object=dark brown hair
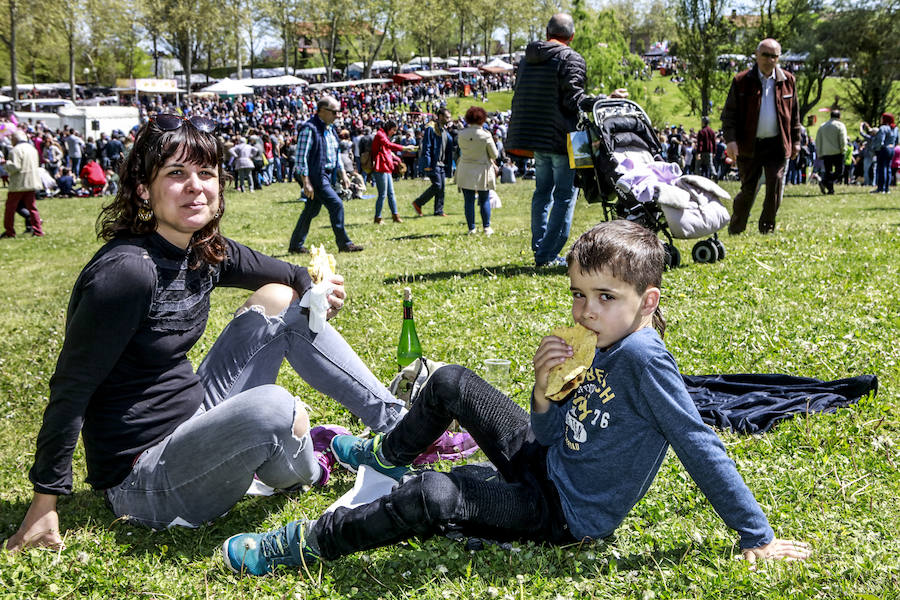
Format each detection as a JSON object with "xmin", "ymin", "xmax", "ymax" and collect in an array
[
  {"xmin": 567, "ymin": 220, "xmax": 667, "ymax": 336},
  {"xmin": 464, "ymin": 106, "xmax": 488, "ymax": 125},
  {"xmin": 96, "ymin": 120, "xmax": 228, "ymax": 268}
]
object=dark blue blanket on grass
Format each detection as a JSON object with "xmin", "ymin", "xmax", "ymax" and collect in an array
[{"xmin": 684, "ymin": 373, "xmax": 878, "ymax": 434}]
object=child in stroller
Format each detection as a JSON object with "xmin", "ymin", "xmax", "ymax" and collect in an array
[{"xmin": 575, "ymin": 99, "xmax": 731, "ymax": 268}]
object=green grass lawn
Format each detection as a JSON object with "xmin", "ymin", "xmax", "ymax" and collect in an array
[
  {"xmin": 0, "ymin": 175, "xmax": 898, "ymax": 598},
  {"xmin": 446, "ymin": 90, "xmax": 513, "ymax": 118}
]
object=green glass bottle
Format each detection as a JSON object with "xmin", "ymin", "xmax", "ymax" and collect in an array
[{"xmin": 397, "ymin": 287, "xmax": 423, "ymax": 369}]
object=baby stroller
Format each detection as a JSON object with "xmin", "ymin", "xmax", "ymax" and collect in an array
[{"xmin": 574, "ymin": 99, "xmax": 730, "ymax": 268}]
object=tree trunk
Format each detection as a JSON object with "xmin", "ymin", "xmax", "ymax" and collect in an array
[
  {"xmin": 365, "ymin": 21, "xmax": 390, "ymax": 79},
  {"xmin": 153, "ymin": 36, "xmax": 159, "ymax": 78},
  {"xmin": 9, "ymin": 0, "xmax": 18, "ymax": 100},
  {"xmin": 185, "ymin": 29, "xmax": 193, "ymax": 96},
  {"xmin": 283, "ymin": 22, "xmax": 289, "ymax": 73},
  {"xmin": 327, "ymin": 15, "xmax": 338, "ymax": 82},
  {"xmin": 236, "ymin": 30, "xmax": 243, "ymax": 79},
  {"xmin": 701, "ymin": 72, "xmax": 709, "ymax": 117},
  {"xmin": 69, "ymin": 30, "xmax": 76, "ymax": 101},
  {"xmin": 315, "ymin": 38, "xmax": 328, "ymax": 79},
  {"xmin": 249, "ymin": 23, "xmax": 255, "ymax": 78},
  {"xmin": 458, "ymin": 19, "xmax": 463, "ymax": 65}
]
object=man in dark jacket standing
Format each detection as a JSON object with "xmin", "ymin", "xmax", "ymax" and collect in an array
[
  {"xmin": 412, "ymin": 108, "xmax": 454, "ymax": 217},
  {"xmin": 696, "ymin": 117, "xmax": 717, "ymax": 179},
  {"xmin": 721, "ymin": 38, "xmax": 800, "ymax": 235},
  {"xmin": 505, "ymin": 13, "xmax": 588, "ymax": 267}
]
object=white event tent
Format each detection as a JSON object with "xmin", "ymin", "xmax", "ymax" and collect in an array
[
  {"xmin": 309, "ymin": 78, "xmax": 391, "ymax": 90},
  {"xmin": 243, "ymin": 75, "xmax": 307, "ymax": 87},
  {"xmin": 479, "ymin": 58, "xmax": 515, "ymax": 73},
  {"xmin": 199, "ymin": 78, "xmax": 255, "ymax": 96}
]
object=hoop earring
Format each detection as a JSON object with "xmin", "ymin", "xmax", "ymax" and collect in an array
[{"xmin": 137, "ymin": 203, "xmax": 153, "ymax": 222}]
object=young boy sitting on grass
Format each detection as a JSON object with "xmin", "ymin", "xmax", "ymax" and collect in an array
[{"xmin": 222, "ymin": 220, "xmax": 810, "ymax": 576}]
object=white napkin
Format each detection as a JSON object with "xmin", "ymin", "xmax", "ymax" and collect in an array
[
  {"xmin": 300, "ymin": 281, "xmax": 334, "ymax": 333},
  {"xmin": 325, "ymin": 465, "xmax": 398, "ymax": 513}
]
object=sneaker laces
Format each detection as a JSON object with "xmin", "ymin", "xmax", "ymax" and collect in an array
[
  {"xmin": 257, "ymin": 526, "xmax": 293, "ymax": 564},
  {"xmin": 259, "ymin": 522, "xmax": 319, "ymax": 568}
]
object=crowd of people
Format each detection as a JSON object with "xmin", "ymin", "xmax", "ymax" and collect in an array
[
  {"xmin": 0, "ymin": 72, "xmax": 519, "ymax": 238},
  {"xmin": 649, "ymin": 115, "xmax": 900, "ymax": 192}
]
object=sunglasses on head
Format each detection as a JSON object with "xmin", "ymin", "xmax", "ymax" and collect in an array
[{"xmin": 152, "ymin": 114, "xmax": 217, "ymax": 133}]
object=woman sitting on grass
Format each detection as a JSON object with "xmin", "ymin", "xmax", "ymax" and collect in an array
[{"xmin": 5, "ymin": 114, "xmax": 406, "ymax": 551}]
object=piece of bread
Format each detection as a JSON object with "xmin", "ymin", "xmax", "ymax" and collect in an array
[
  {"xmin": 308, "ymin": 245, "xmax": 337, "ymax": 284},
  {"xmin": 545, "ymin": 324, "xmax": 597, "ymax": 401}
]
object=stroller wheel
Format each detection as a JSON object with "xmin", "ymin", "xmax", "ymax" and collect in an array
[
  {"xmin": 664, "ymin": 243, "xmax": 681, "ymax": 270},
  {"xmin": 712, "ymin": 239, "xmax": 726, "ymax": 260},
  {"xmin": 692, "ymin": 240, "xmax": 719, "ymax": 264}
]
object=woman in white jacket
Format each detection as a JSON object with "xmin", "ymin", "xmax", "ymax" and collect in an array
[{"xmin": 455, "ymin": 106, "xmax": 498, "ymax": 235}]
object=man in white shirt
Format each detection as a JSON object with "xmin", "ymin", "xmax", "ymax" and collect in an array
[
  {"xmin": 814, "ymin": 110, "xmax": 848, "ymax": 195},
  {"xmin": 721, "ymin": 38, "xmax": 800, "ymax": 234}
]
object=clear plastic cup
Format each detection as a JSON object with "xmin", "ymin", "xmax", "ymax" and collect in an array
[{"xmin": 483, "ymin": 358, "xmax": 511, "ymax": 392}]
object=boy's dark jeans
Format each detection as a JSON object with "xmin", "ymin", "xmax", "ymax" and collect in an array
[{"xmin": 313, "ymin": 365, "xmax": 574, "ymax": 560}]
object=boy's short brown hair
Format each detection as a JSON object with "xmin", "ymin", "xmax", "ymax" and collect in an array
[{"xmin": 567, "ymin": 221, "xmax": 666, "ymax": 334}]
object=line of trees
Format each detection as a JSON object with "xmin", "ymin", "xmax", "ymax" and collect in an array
[
  {"xmin": 2, "ymin": 0, "xmax": 897, "ymax": 124},
  {"xmin": 673, "ymin": 0, "xmax": 900, "ymax": 125},
  {"xmin": 0, "ymin": 0, "xmax": 562, "ymax": 101}
]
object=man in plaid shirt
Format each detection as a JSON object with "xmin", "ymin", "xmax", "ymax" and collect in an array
[{"xmin": 289, "ymin": 96, "xmax": 363, "ymax": 254}]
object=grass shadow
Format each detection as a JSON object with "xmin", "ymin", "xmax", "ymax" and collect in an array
[
  {"xmin": 389, "ymin": 233, "xmax": 444, "ymax": 242},
  {"xmin": 1, "ymin": 490, "xmax": 112, "ymax": 546},
  {"xmin": 383, "ymin": 263, "xmax": 566, "ymax": 284},
  {"xmin": 110, "ymin": 494, "xmax": 296, "ymax": 560},
  {"xmin": 292, "ymin": 538, "xmax": 711, "ymax": 597},
  {"xmin": 0, "ymin": 489, "xmax": 303, "ymax": 562}
]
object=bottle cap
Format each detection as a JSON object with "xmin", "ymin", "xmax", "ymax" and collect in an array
[{"xmin": 403, "ymin": 287, "xmax": 412, "ymax": 301}]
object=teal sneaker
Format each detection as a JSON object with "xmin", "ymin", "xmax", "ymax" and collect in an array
[
  {"xmin": 222, "ymin": 520, "xmax": 318, "ymax": 576},
  {"xmin": 330, "ymin": 433, "xmax": 410, "ymax": 482}
]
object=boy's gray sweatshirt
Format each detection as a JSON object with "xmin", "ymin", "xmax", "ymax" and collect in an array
[{"xmin": 531, "ymin": 327, "xmax": 774, "ymax": 549}]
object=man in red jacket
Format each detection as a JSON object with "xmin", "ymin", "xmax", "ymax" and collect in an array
[
  {"xmin": 79, "ymin": 159, "xmax": 107, "ymax": 196},
  {"xmin": 721, "ymin": 38, "xmax": 800, "ymax": 235}
]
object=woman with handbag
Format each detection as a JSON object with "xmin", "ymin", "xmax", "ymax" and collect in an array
[{"xmin": 455, "ymin": 106, "xmax": 498, "ymax": 235}]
